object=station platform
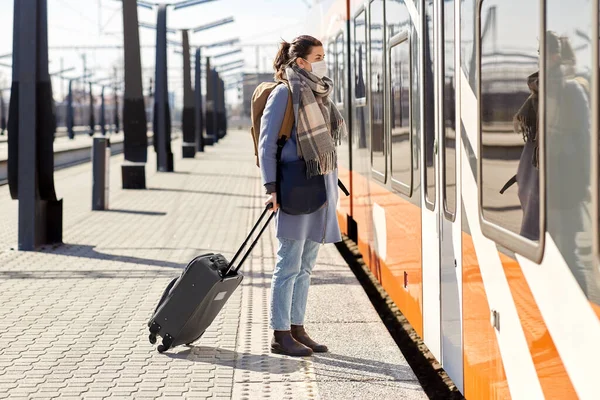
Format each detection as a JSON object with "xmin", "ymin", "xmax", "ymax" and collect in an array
[{"xmin": 0, "ymin": 130, "xmax": 425, "ymax": 399}]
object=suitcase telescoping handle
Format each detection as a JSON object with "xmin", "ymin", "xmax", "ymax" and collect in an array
[{"xmin": 225, "ymin": 203, "xmax": 275, "ymax": 275}]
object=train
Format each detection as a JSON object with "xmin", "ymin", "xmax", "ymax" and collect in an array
[{"xmin": 301, "ymin": 0, "xmax": 600, "ymax": 398}]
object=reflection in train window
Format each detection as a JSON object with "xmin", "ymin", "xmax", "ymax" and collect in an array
[
  {"xmin": 390, "ymin": 36, "xmax": 412, "ymax": 195},
  {"xmin": 387, "ymin": 0, "xmax": 410, "ymax": 38},
  {"xmin": 336, "ymin": 33, "xmax": 345, "ymax": 105},
  {"xmin": 479, "ymin": 0, "xmax": 541, "ymax": 241},
  {"xmin": 328, "ymin": 40, "xmax": 336, "ymax": 101},
  {"xmin": 387, "ymin": 0, "xmax": 411, "ymax": 195},
  {"xmin": 334, "ymin": 33, "xmax": 350, "ymax": 169},
  {"xmin": 411, "ymin": 22, "xmax": 421, "ymax": 189},
  {"xmin": 353, "ymin": 10, "xmax": 367, "ymax": 150},
  {"xmin": 545, "ymin": 0, "xmax": 598, "ymax": 303},
  {"xmin": 424, "ymin": 0, "xmax": 435, "ymax": 207},
  {"xmin": 442, "ymin": 0, "xmax": 456, "ymax": 218},
  {"xmin": 461, "ymin": 0, "xmax": 476, "ymax": 90},
  {"xmin": 370, "ymin": 0, "xmax": 385, "ymax": 177}
]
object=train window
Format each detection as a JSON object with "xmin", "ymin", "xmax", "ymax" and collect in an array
[
  {"xmin": 442, "ymin": 0, "xmax": 456, "ymax": 219},
  {"xmin": 335, "ymin": 32, "xmax": 345, "ymax": 105},
  {"xmin": 544, "ymin": 1, "xmax": 598, "ymax": 301},
  {"xmin": 461, "ymin": 0, "xmax": 476, "ymax": 91},
  {"xmin": 328, "ymin": 40, "xmax": 337, "ymax": 101},
  {"xmin": 478, "ymin": 0, "xmax": 544, "ymax": 259},
  {"xmin": 388, "ymin": 0, "xmax": 412, "ymax": 196},
  {"xmin": 353, "ymin": 9, "xmax": 368, "ymax": 150},
  {"xmin": 369, "ymin": 0, "xmax": 386, "ymax": 179},
  {"xmin": 423, "ymin": 0, "xmax": 435, "ymax": 209},
  {"xmin": 389, "ymin": 34, "xmax": 412, "ymax": 196},
  {"xmin": 410, "ymin": 19, "xmax": 421, "ymax": 193}
]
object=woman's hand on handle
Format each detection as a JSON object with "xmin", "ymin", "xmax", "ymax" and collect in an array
[{"xmin": 265, "ymin": 193, "xmax": 279, "ymax": 212}]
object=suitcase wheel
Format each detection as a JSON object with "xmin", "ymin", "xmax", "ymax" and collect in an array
[
  {"xmin": 149, "ymin": 321, "xmax": 161, "ymax": 335},
  {"xmin": 157, "ymin": 334, "xmax": 173, "ymax": 353},
  {"xmin": 149, "ymin": 334, "xmax": 157, "ymax": 345}
]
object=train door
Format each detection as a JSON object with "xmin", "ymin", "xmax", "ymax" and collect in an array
[
  {"xmin": 437, "ymin": 0, "xmax": 463, "ymax": 390},
  {"xmin": 422, "ymin": 0, "xmax": 463, "ymax": 386},
  {"xmin": 421, "ymin": 0, "xmax": 442, "ymax": 361}
]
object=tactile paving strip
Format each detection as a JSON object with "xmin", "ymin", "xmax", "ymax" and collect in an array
[{"xmin": 230, "ymin": 181, "xmax": 319, "ymax": 400}]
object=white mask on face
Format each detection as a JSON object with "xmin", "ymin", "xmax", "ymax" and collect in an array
[{"xmin": 308, "ymin": 60, "xmax": 327, "ymax": 79}]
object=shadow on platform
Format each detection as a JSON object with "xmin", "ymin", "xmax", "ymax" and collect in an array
[
  {"xmin": 165, "ymin": 346, "xmax": 306, "ymax": 375},
  {"xmin": 169, "ymin": 171, "xmax": 260, "ymax": 180},
  {"xmin": 102, "ymin": 208, "xmax": 168, "ymax": 217},
  {"xmin": 165, "ymin": 345, "xmax": 419, "ymax": 383},
  {"xmin": 146, "ymin": 187, "xmax": 263, "ymax": 199}
]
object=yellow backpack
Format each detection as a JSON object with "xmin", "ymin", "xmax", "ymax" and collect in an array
[{"xmin": 250, "ymin": 82, "xmax": 294, "ymax": 167}]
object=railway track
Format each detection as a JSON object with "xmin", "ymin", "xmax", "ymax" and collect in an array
[{"xmin": 0, "ymin": 129, "xmax": 179, "ymax": 186}]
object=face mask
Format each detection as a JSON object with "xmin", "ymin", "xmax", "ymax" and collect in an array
[{"xmin": 308, "ymin": 59, "xmax": 327, "ymax": 79}]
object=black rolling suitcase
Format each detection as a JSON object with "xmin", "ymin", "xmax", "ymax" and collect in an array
[{"xmin": 148, "ymin": 204, "xmax": 275, "ymax": 353}]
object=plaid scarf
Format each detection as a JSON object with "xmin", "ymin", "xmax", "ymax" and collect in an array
[{"xmin": 282, "ymin": 64, "xmax": 347, "ymax": 177}]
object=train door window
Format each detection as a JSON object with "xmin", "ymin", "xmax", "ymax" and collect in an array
[
  {"xmin": 370, "ymin": 0, "xmax": 386, "ymax": 180},
  {"xmin": 387, "ymin": 0, "xmax": 412, "ymax": 196},
  {"xmin": 423, "ymin": 0, "xmax": 436, "ymax": 209},
  {"xmin": 389, "ymin": 34, "xmax": 412, "ymax": 195},
  {"xmin": 336, "ymin": 32, "xmax": 345, "ymax": 106},
  {"xmin": 442, "ymin": 0, "xmax": 456, "ymax": 219},
  {"xmin": 353, "ymin": 9, "xmax": 368, "ymax": 151},
  {"xmin": 478, "ymin": 0, "xmax": 544, "ymax": 260}
]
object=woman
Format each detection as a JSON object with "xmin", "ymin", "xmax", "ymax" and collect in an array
[
  {"xmin": 513, "ymin": 69, "xmax": 540, "ymax": 241},
  {"xmin": 258, "ymin": 35, "xmax": 346, "ymax": 357}
]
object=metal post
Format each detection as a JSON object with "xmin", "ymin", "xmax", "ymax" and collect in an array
[
  {"xmin": 194, "ymin": 47, "xmax": 204, "ymax": 152},
  {"xmin": 113, "ymin": 66, "xmax": 120, "ymax": 134},
  {"xmin": 215, "ymin": 74, "xmax": 223, "ymax": 139},
  {"xmin": 17, "ymin": 0, "xmax": 38, "ymax": 250},
  {"xmin": 114, "ymin": 88, "xmax": 120, "ymax": 134},
  {"xmin": 0, "ymin": 95, "xmax": 6, "ymax": 135},
  {"xmin": 154, "ymin": 4, "xmax": 173, "ymax": 172},
  {"xmin": 222, "ymin": 77, "xmax": 227, "ymax": 137},
  {"xmin": 67, "ymin": 79, "xmax": 74, "ymax": 139},
  {"xmin": 11, "ymin": 0, "xmax": 62, "ymax": 250},
  {"xmin": 121, "ymin": 0, "xmax": 147, "ymax": 188},
  {"xmin": 36, "ymin": 0, "xmax": 61, "ymax": 236},
  {"xmin": 204, "ymin": 57, "xmax": 215, "ymax": 145},
  {"xmin": 7, "ymin": 0, "xmax": 21, "ymax": 200},
  {"xmin": 100, "ymin": 86, "xmax": 106, "ymax": 135},
  {"xmin": 88, "ymin": 82, "xmax": 95, "ymax": 135},
  {"xmin": 219, "ymin": 76, "xmax": 226, "ymax": 138},
  {"xmin": 92, "ymin": 136, "xmax": 110, "ymax": 210},
  {"xmin": 82, "ymin": 53, "xmax": 87, "ymax": 121},
  {"xmin": 211, "ymin": 69, "xmax": 219, "ymax": 143},
  {"xmin": 82, "ymin": 54, "xmax": 85, "ymax": 87},
  {"xmin": 154, "ymin": 4, "xmax": 173, "ymax": 171},
  {"xmin": 60, "ymin": 57, "xmax": 64, "ymax": 100},
  {"xmin": 181, "ymin": 30, "xmax": 195, "ymax": 158}
]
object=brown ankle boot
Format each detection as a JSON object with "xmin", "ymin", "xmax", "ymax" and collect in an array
[
  {"xmin": 291, "ymin": 325, "xmax": 328, "ymax": 353},
  {"xmin": 271, "ymin": 330, "xmax": 313, "ymax": 357}
]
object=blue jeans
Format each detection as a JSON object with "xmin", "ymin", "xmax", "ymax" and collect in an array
[{"xmin": 270, "ymin": 237, "xmax": 321, "ymax": 331}]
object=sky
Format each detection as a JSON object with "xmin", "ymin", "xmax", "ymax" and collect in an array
[{"xmin": 0, "ymin": 0, "xmax": 318, "ymax": 106}]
